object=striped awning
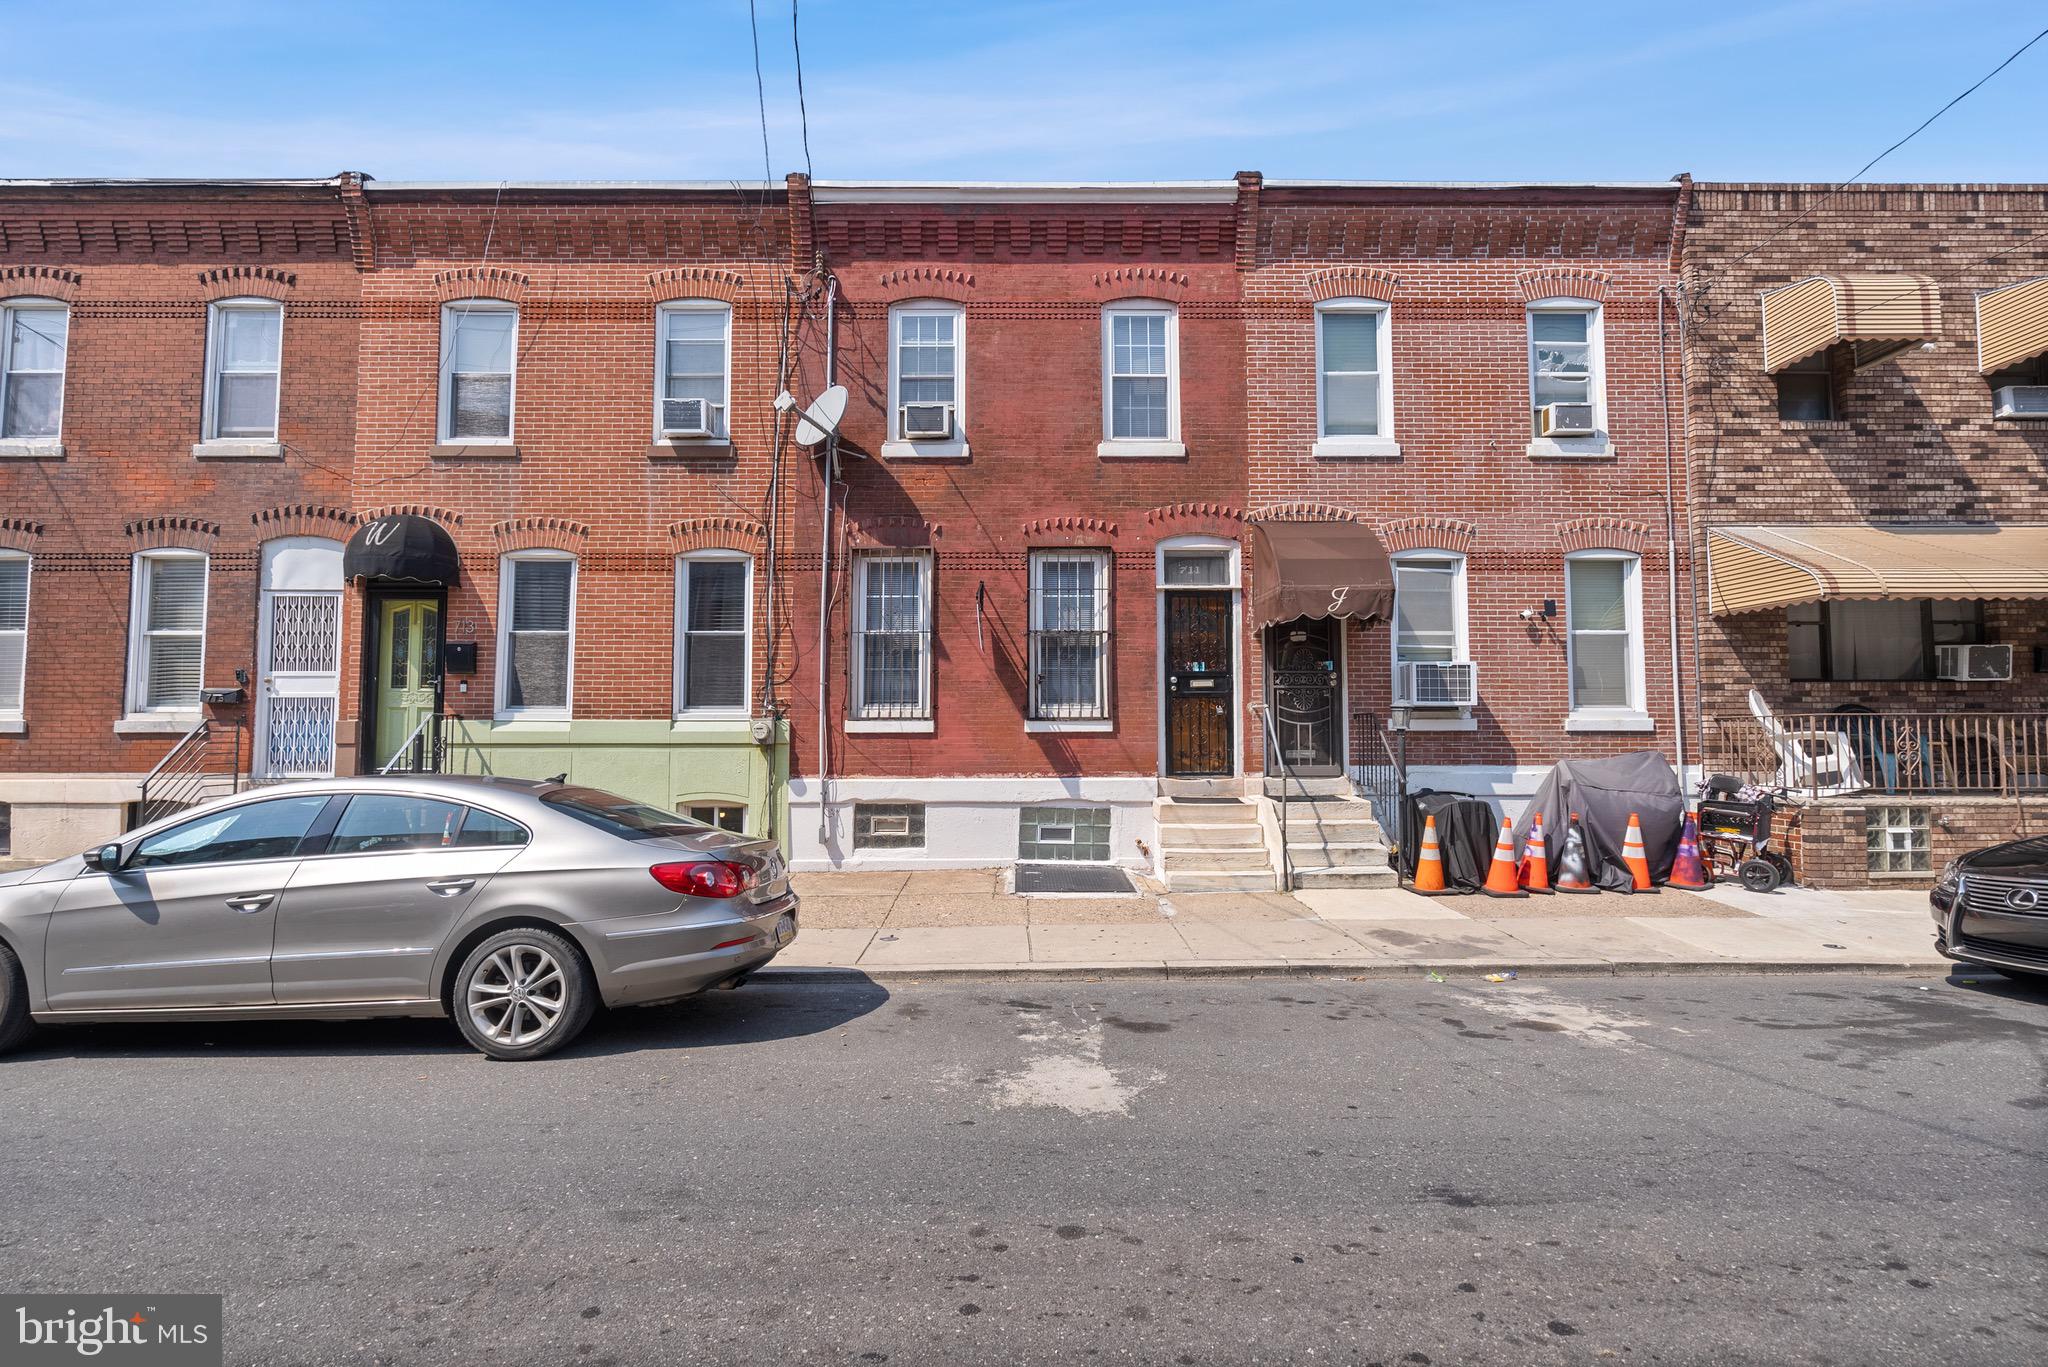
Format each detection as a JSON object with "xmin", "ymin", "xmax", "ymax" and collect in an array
[
  {"xmin": 1758, "ymin": 273, "xmax": 1941, "ymax": 373},
  {"xmin": 1707, "ymin": 524, "xmax": 2048, "ymax": 615},
  {"xmin": 1976, "ymin": 276, "xmax": 2048, "ymax": 375}
]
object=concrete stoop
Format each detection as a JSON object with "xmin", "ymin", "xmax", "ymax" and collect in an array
[
  {"xmin": 1275, "ymin": 791, "xmax": 1399, "ymax": 889},
  {"xmin": 1157, "ymin": 798, "xmax": 1275, "ymax": 893}
]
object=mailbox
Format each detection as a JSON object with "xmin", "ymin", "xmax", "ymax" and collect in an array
[{"xmin": 443, "ymin": 641, "xmax": 478, "ymax": 674}]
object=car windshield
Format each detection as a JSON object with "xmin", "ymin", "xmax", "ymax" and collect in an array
[{"xmin": 542, "ymin": 786, "xmax": 708, "ymax": 841}]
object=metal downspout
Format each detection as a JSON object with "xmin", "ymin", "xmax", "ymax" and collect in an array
[
  {"xmin": 815, "ymin": 273, "xmax": 838, "ymax": 845},
  {"xmin": 1657, "ymin": 285, "xmax": 1688, "ymax": 785}
]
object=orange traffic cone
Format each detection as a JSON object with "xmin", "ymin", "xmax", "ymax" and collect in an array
[
  {"xmin": 1481, "ymin": 817, "xmax": 1527, "ymax": 898},
  {"xmin": 1518, "ymin": 813, "xmax": 1553, "ymax": 893},
  {"xmin": 1412, "ymin": 813, "xmax": 1448, "ymax": 894},
  {"xmin": 1622, "ymin": 812, "xmax": 1655, "ymax": 892},
  {"xmin": 1669, "ymin": 811, "xmax": 1711, "ymax": 890}
]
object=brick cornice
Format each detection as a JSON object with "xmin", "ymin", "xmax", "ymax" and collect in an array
[
  {"xmin": 1307, "ymin": 267, "xmax": 1400, "ymax": 303},
  {"xmin": 1556, "ymin": 516, "xmax": 1652, "ymax": 554},
  {"xmin": 0, "ymin": 265, "xmax": 82, "ymax": 302},
  {"xmin": 667, "ymin": 516, "xmax": 766, "ymax": 555},
  {"xmin": 432, "ymin": 266, "xmax": 530, "ymax": 304},
  {"xmin": 1517, "ymin": 266, "xmax": 1612, "ymax": 303},
  {"xmin": 1141, "ymin": 502, "xmax": 1243, "ymax": 541},
  {"xmin": 1087, "ymin": 266, "xmax": 1191, "ymax": 300},
  {"xmin": 1245, "ymin": 501, "xmax": 1358, "ymax": 523},
  {"xmin": 251, "ymin": 505, "xmax": 356, "ymax": 541},
  {"xmin": 1378, "ymin": 516, "xmax": 1475, "ymax": 554},
  {"xmin": 124, "ymin": 515, "xmax": 221, "ymax": 551},
  {"xmin": 198, "ymin": 265, "xmax": 296, "ymax": 302},
  {"xmin": 646, "ymin": 267, "xmax": 748, "ymax": 304},
  {"xmin": 1022, "ymin": 515, "xmax": 1117, "ymax": 547},
  {"xmin": 871, "ymin": 267, "xmax": 976, "ymax": 303},
  {"xmin": 491, "ymin": 516, "xmax": 591, "ymax": 553},
  {"xmin": 0, "ymin": 517, "xmax": 44, "ymax": 553},
  {"xmin": 846, "ymin": 515, "xmax": 941, "ymax": 550}
]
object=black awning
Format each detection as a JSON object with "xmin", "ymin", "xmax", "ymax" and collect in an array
[{"xmin": 343, "ymin": 514, "xmax": 460, "ymax": 587}]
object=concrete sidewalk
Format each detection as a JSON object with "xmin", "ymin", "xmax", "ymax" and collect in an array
[{"xmin": 773, "ymin": 869, "xmax": 1954, "ymax": 981}]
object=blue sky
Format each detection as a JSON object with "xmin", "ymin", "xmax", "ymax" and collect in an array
[{"xmin": 3, "ymin": 1, "xmax": 2043, "ymax": 182}]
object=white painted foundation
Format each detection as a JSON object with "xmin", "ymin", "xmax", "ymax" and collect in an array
[{"xmin": 787, "ymin": 774, "xmax": 1160, "ymax": 871}]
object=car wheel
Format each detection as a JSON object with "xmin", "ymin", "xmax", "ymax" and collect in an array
[
  {"xmin": 0, "ymin": 940, "xmax": 34, "ymax": 1056},
  {"xmin": 451, "ymin": 928, "xmax": 596, "ymax": 1061}
]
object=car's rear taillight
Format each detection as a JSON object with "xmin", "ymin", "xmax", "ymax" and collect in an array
[{"xmin": 649, "ymin": 860, "xmax": 754, "ymax": 899}]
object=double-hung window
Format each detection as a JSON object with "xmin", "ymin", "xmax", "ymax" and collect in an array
[
  {"xmin": 1391, "ymin": 552, "xmax": 1468, "ymax": 711},
  {"xmin": 657, "ymin": 302, "xmax": 730, "ymax": 440},
  {"xmin": 1528, "ymin": 301, "xmax": 1603, "ymax": 439},
  {"xmin": 888, "ymin": 304, "xmax": 963, "ymax": 451},
  {"xmin": 128, "ymin": 551, "xmax": 208, "ymax": 714},
  {"xmin": 203, "ymin": 299, "xmax": 283, "ymax": 440},
  {"xmin": 497, "ymin": 553, "xmax": 575, "ymax": 718},
  {"xmin": 1028, "ymin": 551, "xmax": 1111, "ymax": 722},
  {"xmin": 1101, "ymin": 303, "xmax": 1179, "ymax": 453},
  {"xmin": 0, "ymin": 553, "xmax": 27, "ymax": 720},
  {"xmin": 1317, "ymin": 301, "xmax": 1392, "ymax": 448},
  {"xmin": 675, "ymin": 553, "xmax": 751, "ymax": 715},
  {"xmin": 851, "ymin": 554, "xmax": 932, "ymax": 721},
  {"xmin": 440, "ymin": 301, "xmax": 517, "ymax": 442},
  {"xmin": 1, "ymin": 299, "xmax": 68, "ymax": 440},
  {"xmin": 1564, "ymin": 551, "xmax": 1645, "ymax": 725}
]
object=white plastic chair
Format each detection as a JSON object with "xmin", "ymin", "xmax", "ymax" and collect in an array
[{"xmin": 1748, "ymin": 689, "xmax": 1865, "ymax": 795}]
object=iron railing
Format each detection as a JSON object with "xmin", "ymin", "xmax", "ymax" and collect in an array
[
  {"xmin": 1707, "ymin": 711, "xmax": 2048, "ymax": 799},
  {"xmin": 1252, "ymin": 701, "xmax": 1294, "ymax": 893},
  {"xmin": 1348, "ymin": 708, "xmax": 1406, "ymax": 855},
  {"xmin": 134, "ymin": 717, "xmax": 243, "ymax": 829},
  {"xmin": 1028, "ymin": 628, "xmax": 1112, "ymax": 720},
  {"xmin": 851, "ymin": 628, "xmax": 932, "ymax": 720},
  {"xmin": 378, "ymin": 712, "xmax": 453, "ymax": 775}
]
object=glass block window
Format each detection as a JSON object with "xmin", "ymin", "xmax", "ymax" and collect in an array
[
  {"xmin": 854, "ymin": 802, "xmax": 925, "ymax": 850},
  {"xmin": 1866, "ymin": 806, "xmax": 1931, "ymax": 874},
  {"xmin": 686, "ymin": 804, "xmax": 747, "ymax": 834},
  {"xmin": 1019, "ymin": 805, "xmax": 1112, "ymax": 862}
]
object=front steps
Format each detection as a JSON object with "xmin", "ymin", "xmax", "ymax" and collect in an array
[
  {"xmin": 1274, "ymin": 791, "xmax": 1399, "ymax": 889},
  {"xmin": 1157, "ymin": 798, "xmax": 1274, "ymax": 892}
]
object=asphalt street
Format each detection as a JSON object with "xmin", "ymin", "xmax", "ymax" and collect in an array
[{"xmin": 1, "ymin": 971, "xmax": 2043, "ymax": 1366}]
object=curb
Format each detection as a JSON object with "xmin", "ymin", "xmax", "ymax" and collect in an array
[{"xmin": 754, "ymin": 959, "xmax": 1951, "ymax": 986}]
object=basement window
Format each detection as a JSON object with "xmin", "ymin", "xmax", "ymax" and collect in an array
[
  {"xmin": 685, "ymin": 804, "xmax": 746, "ymax": 834},
  {"xmin": 1866, "ymin": 805, "xmax": 1930, "ymax": 875},
  {"xmin": 0, "ymin": 800, "xmax": 10, "ymax": 856},
  {"xmin": 1018, "ymin": 805, "xmax": 1111, "ymax": 862},
  {"xmin": 853, "ymin": 802, "xmax": 925, "ymax": 851}
]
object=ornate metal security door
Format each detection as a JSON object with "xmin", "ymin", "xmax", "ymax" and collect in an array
[
  {"xmin": 1266, "ymin": 617, "xmax": 1341, "ymax": 775},
  {"xmin": 255, "ymin": 589, "xmax": 341, "ymax": 778}
]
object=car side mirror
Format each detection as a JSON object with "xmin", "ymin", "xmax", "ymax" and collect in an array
[{"xmin": 84, "ymin": 843, "xmax": 125, "ymax": 872}]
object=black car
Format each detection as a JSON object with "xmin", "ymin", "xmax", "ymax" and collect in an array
[{"xmin": 1930, "ymin": 836, "xmax": 2048, "ymax": 978}]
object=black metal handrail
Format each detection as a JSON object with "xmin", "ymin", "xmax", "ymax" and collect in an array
[
  {"xmin": 379, "ymin": 712, "xmax": 453, "ymax": 775},
  {"xmin": 1252, "ymin": 701, "xmax": 1294, "ymax": 893},
  {"xmin": 134, "ymin": 717, "xmax": 244, "ymax": 829}
]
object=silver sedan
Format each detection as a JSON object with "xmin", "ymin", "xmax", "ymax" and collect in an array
[{"xmin": 0, "ymin": 776, "xmax": 798, "ymax": 1060}]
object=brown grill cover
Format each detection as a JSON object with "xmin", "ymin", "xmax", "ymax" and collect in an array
[{"xmin": 1248, "ymin": 520, "xmax": 1394, "ymax": 628}]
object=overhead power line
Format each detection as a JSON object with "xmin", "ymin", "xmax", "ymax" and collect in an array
[
  {"xmin": 747, "ymin": 0, "xmax": 773, "ymax": 189},
  {"xmin": 791, "ymin": 0, "xmax": 814, "ymax": 180}
]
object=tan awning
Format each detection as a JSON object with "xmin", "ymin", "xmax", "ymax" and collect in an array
[
  {"xmin": 1759, "ymin": 273, "xmax": 1941, "ymax": 373},
  {"xmin": 1248, "ymin": 520, "xmax": 1394, "ymax": 628},
  {"xmin": 1706, "ymin": 524, "xmax": 2048, "ymax": 615},
  {"xmin": 1977, "ymin": 275, "xmax": 2048, "ymax": 375}
]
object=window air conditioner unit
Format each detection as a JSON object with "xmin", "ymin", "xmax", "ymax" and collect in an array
[
  {"xmin": 660, "ymin": 398, "xmax": 713, "ymax": 438},
  {"xmin": 1936, "ymin": 643, "xmax": 2013, "ymax": 682},
  {"xmin": 900, "ymin": 402, "xmax": 954, "ymax": 440},
  {"xmin": 1399, "ymin": 660, "xmax": 1479, "ymax": 707},
  {"xmin": 1539, "ymin": 402, "xmax": 1597, "ymax": 437},
  {"xmin": 1992, "ymin": 385, "xmax": 2048, "ymax": 419}
]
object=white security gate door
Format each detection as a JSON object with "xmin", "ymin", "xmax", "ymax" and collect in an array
[{"xmin": 256, "ymin": 538, "xmax": 344, "ymax": 780}]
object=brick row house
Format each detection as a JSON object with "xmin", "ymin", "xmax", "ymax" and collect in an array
[{"xmin": 1683, "ymin": 182, "xmax": 2048, "ymax": 887}]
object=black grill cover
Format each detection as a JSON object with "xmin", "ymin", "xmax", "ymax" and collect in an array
[
  {"xmin": 343, "ymin": 514, "xmax": 460, "ymax": 587},
  {"xmin": 1399, "ymin": 790, "xmax": 1498, "ymax": 890},
  {"xmin": 1510, "ymin": 751, "xmax": 1684, "ymax": 891}
]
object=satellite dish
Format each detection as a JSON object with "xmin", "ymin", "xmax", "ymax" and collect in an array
[{"xmin": 795, "ymin": 384, "xmax": 848, "ymax": 447}]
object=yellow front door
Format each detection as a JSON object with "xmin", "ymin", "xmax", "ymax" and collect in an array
[{"xmin": 376, "ymin": 598, "xmax": 440, "ymax": 769}]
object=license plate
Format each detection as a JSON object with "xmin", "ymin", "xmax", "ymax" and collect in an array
[{"xmin": 775, "ymin": 913, "xmax": 797, "ymax": 947}]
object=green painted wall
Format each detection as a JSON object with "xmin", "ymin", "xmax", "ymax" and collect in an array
[{"xmin": 441, "ymin": 719, "xmax": 791, "ymax": 849}]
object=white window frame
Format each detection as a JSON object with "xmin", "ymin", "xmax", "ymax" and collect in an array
[
  {"xmin": 653, "ymin": 300, "xmax": 732, "ymax": 442},
  {"xmin": 883, "ymin": 301, "xmax": 967, "ymax": 459},
  {"xmin": 847, "ymin": 552, "xmax": 934, "ymax": 731},
  {"xmin": 0, "ymin": 297, "xmax": 69, "ymax": 445},
  {"xmin": 1314, "ymin": 299, "xmax": 1399, "ymax": 458},
  {"xmin": 1098, "ymin": 301, "xmax": 1182, "ymax": 458},
  {"xmin": 1562, "ymin": 549, "xmax": 1650, "ymax": 732},
  {"xmin": 439, "ymin": 299, "xmax": 518, "ymax": 445},
  {"xmin": 1390, "ymin": 549, "xmax": 1473, "ymax": 730},
  {"xmin": 1526, "ymin": 298, "xmax": 1608, "ymax": 455},
  {"xmin": 201, "ymin": 297, "xmax": 284, "ymax": 443},
  {"xmin": 125, "ymin": 549, "xmax": 209, "ymax": 719},
  {"xmin": 1027, "ymin": 549, "xmax": 1113, "ymax": 729},
  {"xmin": 495, "ymin": 551, "xmax": 576, "ymax": 721},
  {"xmin": 0, "ymin": 551, "xmax": 28, "ymax": 724},
  {"xmin": 674, "ymin": 551, "xmax": 752, "ymax": 719}
]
